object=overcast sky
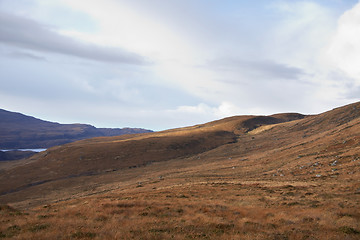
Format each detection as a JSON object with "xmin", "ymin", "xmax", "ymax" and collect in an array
[{"xmin": 1, "ymin": 0, "xmax": 360, "ymax": 130}]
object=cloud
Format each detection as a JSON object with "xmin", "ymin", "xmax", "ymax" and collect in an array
[
  {"xmin": 175, "ymin": 102, "xmax": 243, "ymax": 119},
  {"xmin": 208, "ymin": 58, "xmax": 306, "ymax": 81},
  {"xmin": 0, "ymin": 11, "xmax": 148, "ymax": 64},
  {"xmin": 0, "ymin": 0, "xmax": 359, "ymax": 131},
  {"xmin": 6, "ymin": 50, "xmax": 46, "ymax": 61},
  {"xmin": 57, "ymin": 0, "xmax": 198, "ymax": 61},
  {"xmin": 327, "ymin": 2, "xmax": 360, "ymax": 85}
]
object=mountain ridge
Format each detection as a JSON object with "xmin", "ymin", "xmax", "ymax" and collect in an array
[{"xmin": 0, "ymin": 108, "xmax": 152, "ymax": 149}]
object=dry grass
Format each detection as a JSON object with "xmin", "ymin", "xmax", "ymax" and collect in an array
[
  {"xmin": 1, "ymin": 178, "xmax": 359, "ymax": 240},
  {"xmin": 247, "ymin": 124, "xmax": 275, "ymax": 135},
  {"xmin": 1, "ymin": 102, "xmax": 360, "ymax": 239}
]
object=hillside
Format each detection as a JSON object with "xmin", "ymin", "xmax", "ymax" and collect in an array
[
  {"xmin": 0, "ymin": 109, "xmax": 152, "ymax": 150},
  {"xmin": 0, "ymin": 102, "xmax": 359, "ymax": 239}
]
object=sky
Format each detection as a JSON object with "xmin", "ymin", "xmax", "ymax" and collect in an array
[{"xmin": 0, "ymin": 0, "xmax": 360, "ymax": 131}]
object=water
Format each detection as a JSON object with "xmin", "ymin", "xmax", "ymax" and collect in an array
[{"xmin": 1, "ymin": 149, "xmax": 47, "ymax": 152}]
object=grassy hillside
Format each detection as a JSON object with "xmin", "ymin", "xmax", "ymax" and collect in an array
[{"xmin": 0, "ymin": 102, "xmax": 359, "ymax": 239}]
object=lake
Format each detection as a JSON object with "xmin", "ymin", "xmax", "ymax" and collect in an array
[{"xmin": 1, "ymin": 149, "xmax": 47, "ymax": 152}]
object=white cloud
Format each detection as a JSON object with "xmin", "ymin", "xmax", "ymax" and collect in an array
[
  {"xmin": 175, "ymin": 102, "xmax": 242, "ymax": 119},
  {"xmin": 1, "ymin": 0, "xmax": 359, "ymax": 131},
  {"xmin": 57, "ymin": 0, "xmax": 197, "ymax": 62},
  {"xmin": 268, "ymin": 1, "xmax": 336, "ymax": 69},
  {"xmin": 214, "ymin": 102, "xmax": 243, "ymax": 118},
  {"xmin": 38, "ymin": 0, "xmax": 348, "ymax": 113},
  {"xmin": 54, "ymin": 0, "xmax": 218, "ymax": 101},
  {"xmin": 327, "ymin": 2, "xmax": 360, "ymax": 85},
  {"xmin": 0, "ymin": 11, "xmax": 147, "ymax": 64}
]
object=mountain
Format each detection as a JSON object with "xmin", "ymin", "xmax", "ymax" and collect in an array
[
  {"xmin": 0, "ymin": 108, "xmax": 152, "ymax": 150},
  {"xmin": 0, "ymin": 102, "xmax": 359, "ymax": 239},
  {"xmin": 0, "ymin": 150, "xmax": 36, "ymax": 161}
]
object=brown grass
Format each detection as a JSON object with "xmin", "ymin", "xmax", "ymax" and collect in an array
[
  {"xmin": 1, "ymin": 102, "xmax": 360, "ymax": 239},
  {"xmin": 1, "ymin": 178, "xmax": 359, "ymax": 239}
]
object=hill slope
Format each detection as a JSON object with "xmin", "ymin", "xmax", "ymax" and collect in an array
[
  {"xmin": 0, "ymin": 109, "xmax": 152, "ymax": 149},
  {"xmin": 0, "ymin": 112, "xmax": 306, "ymax": 197},
  {"xmin": 0, "ymin": 102, "xmax": 359, "ymax": 239}
]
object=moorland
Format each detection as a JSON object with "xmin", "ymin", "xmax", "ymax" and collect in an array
[{"xmin": 0, "ymin": 102, "xmax": 359, "ymax": 239}]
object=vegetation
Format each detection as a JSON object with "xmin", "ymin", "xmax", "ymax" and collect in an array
[
  {"xmin": 0, "ymin": 178, "xmax": 359, "ymax": 239},
  {"xmin": 0, "ymin": 102, "xmax": 360, "ymax": 239}
]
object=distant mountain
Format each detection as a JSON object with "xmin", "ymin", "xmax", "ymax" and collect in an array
[
  {"xmin": 0, "ymin": 109, "xmax": 152, "ymax": 150},
  {"xmin": 0, "ymin": 150, "xmax": 36, "ymax": 162}
]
